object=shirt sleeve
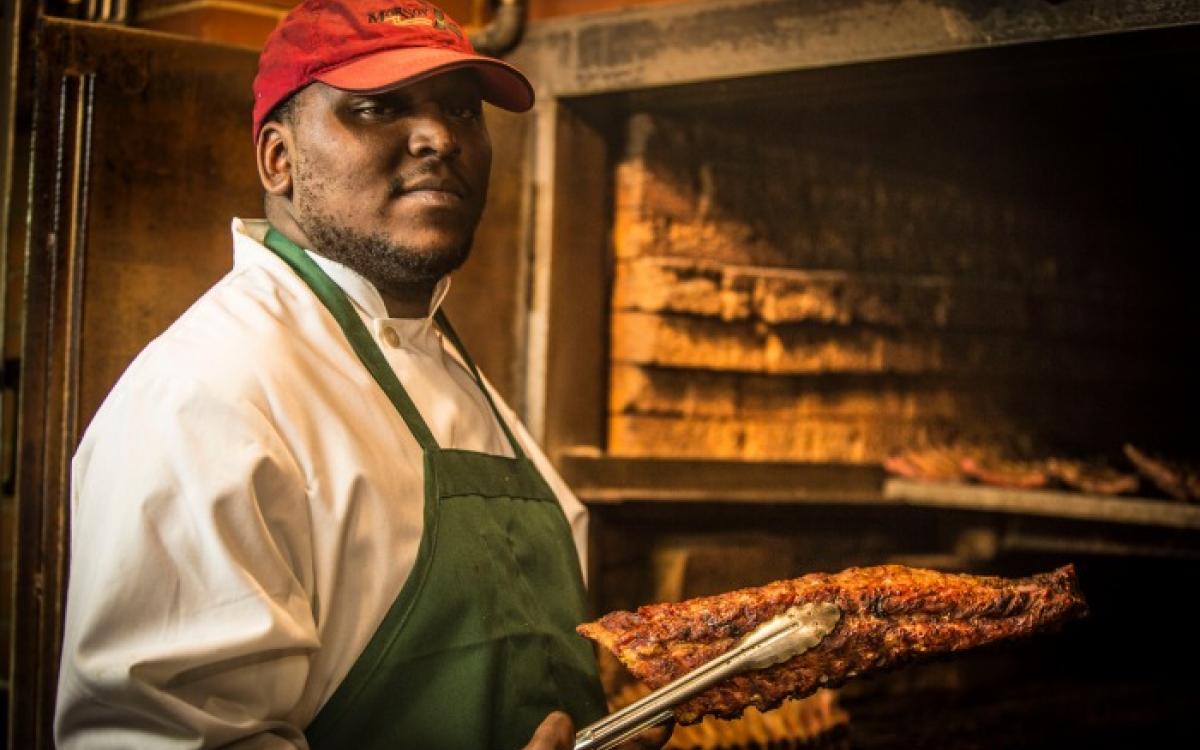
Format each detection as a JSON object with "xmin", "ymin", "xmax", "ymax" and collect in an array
[{"xmin": 55, "ymin": 369, "xmax": 318, "ymax": 749}]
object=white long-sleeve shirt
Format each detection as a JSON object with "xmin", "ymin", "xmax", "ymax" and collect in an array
[{"xmin": 55, "ymin": 218, "xmax": 588, "ymax": 749}]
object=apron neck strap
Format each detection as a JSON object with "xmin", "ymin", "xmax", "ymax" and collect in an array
[
  {"xmin": 433, "ymin": 309, "xmax": 526, "ymax": 460},
  {"xmin": 263, "ymin": 226, "xmax": 439, "ymax": 452},
  {"xmin": 262, "ymin": 226, "xmax": 527, "ymax": 459}
]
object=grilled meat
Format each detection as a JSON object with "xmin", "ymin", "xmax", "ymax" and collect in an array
[
  {"xmin": 578, "ymin": 564, "xmax": 1086, "ymax": 724},
  {"xmin": 883, "ymin": 447, "xmax": 965, "ymax": 482},
  {"xmin": 610, "ymin": 682, "xmax": 848, "ymax": 750},
  {"xmin": 1045, "ymin": 458, "xmax": 1139, "ymax": 496},
  {"xmin": 960, "ymin": 456, "xmax": 1048, "ymax": 489},
  {"xmin": 1124, "ymin": 444, "xmax": 1200, "ymax": 502}
]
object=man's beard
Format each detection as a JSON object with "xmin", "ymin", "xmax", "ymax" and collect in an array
[
  {"xmin": 289, "ymin": 148, "xmax": 477, "ymax": 294},
  {"xmin": 295, "ymin": 207, "xmax": 474, "ymax": 292}
]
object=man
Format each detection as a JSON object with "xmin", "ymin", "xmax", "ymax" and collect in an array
[{"xmin": 54, "ymin": 2, "xmax": 639, "ymax": 748}]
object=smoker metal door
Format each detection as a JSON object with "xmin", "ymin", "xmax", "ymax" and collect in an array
[{"xmin": 13, "ymin": 18, "xmax": 259, "ymax": 748}]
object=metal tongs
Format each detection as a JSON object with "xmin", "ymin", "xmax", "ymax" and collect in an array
[{"xmin": 574, "ymin": 601, "xmax": 842, "ymax": 750}]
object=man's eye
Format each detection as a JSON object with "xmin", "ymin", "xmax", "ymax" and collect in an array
[
  {"xmin": 451, "ymin": 104, "xmax": 482, "ymax": 120},
  {"xmin": 354, "ymin": 103, "xmax": 393, "ymax": 118}
]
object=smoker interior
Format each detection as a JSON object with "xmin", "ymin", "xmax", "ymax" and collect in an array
[
  {"xmin": 589, "ymin": 503, "xmax": 1196, "ymax": 748},
  {"xmin": 562, "ymin": 25, "xmax": 1200, "ymax": 748}
]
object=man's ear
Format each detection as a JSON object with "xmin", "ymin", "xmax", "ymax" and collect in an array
[{"xmin": 256, "ymin": 122, "xmax": 293, "ymax": 197}]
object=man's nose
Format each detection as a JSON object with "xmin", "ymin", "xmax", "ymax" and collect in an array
[{"xmin": 407, "ymin": 112, "xmax": 460, "ymax": 159}]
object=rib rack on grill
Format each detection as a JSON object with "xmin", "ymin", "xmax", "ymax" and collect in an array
[{"xmin": 578, "ymin": 564, "xmax": 1087, "ymax": 725}]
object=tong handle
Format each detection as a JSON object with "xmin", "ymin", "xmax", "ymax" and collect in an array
[
  {"xmin": 573, "ymin": 709, "xmax": 672, "ymax": 750},
  {"xmin": 573, "ymin": 602, "xmax": 841, "ymax": 750}
]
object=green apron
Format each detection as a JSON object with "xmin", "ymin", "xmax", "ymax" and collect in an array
[{"xmin": 262, "ymin": 228, "xmax": 607, "ymax": 750}]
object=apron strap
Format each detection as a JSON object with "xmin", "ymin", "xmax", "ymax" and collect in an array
[
  {"xmin": 434, "ymin": 309, "xmax": 526, "ymax": 460},
  {"xmin": 263, "ymin": 227, "xmax": 440, "ymax": 453}
]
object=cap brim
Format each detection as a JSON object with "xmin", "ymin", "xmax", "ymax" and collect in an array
[{"xmin": 314, "ymin": 47, "xmax": 534, "ymax": 112}]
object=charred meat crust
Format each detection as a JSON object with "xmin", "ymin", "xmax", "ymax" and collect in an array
[{"xmin": 578, "ymin": 564, "xmax": 1087, "ymax": 724}]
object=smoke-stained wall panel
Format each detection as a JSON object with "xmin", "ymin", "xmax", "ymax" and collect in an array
[{"xmin": 607, "ymin": 38, "xmax": 1199, "ymax": 463}]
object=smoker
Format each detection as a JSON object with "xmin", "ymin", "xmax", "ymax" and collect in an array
[{"xmin": 505, "ymin": 1, "xmax": 1200, "ymax": 747}]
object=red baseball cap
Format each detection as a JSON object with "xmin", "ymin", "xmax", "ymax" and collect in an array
[{"xmin": 252, "ymin": 0, "xmax": 535, "ymax": 141}]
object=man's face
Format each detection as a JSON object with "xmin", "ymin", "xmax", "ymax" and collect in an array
[{"xmin": 287, "ymin": 70, "xmax": 492, "ymax": 289}]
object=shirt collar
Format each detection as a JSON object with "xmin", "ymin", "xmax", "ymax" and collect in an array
[{"xmin": 233, "ymin": 218, "xmax": 452, "ymax": 321}]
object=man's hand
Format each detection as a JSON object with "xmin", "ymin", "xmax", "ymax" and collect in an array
[{"xmin": 522, "ymin": 711, "xmax": 574, "ymax": 750}]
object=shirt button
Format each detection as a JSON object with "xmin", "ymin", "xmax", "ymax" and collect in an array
[{"xmin": 381, "ymin": 327, "xmax": 401, "ymax": 348}]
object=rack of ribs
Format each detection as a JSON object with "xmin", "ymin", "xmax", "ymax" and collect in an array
[{"xmin": 578, "ymin": 564, "xmax": 1087, "ymax": 725}]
